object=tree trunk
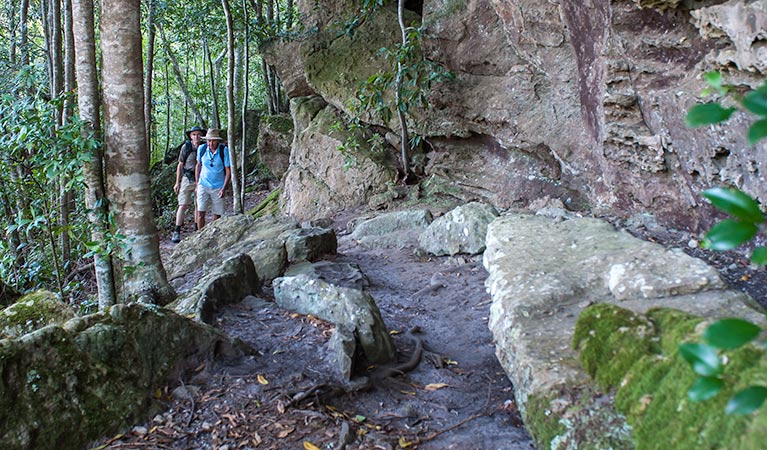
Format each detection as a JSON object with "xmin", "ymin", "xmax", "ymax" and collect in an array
[
  {"xmin": 49, "ymin": 0, "xmax": 63, "ymax": 107},
  {"xmin": 100, "ymin": 0, "xmax": 175, "ymax": 305},
  {"xmin": 204, "ymin": 39, "xmax": 223, "ymax": 130},
  {"xmin": 222, "ymin": 0, "xmax": 241, "ymax": 213},
  {"xmin": 241, "ymin": 0, "xmax": 250, "ymax": 198},
  {"xmin": 158, "ymin": 23, "xmax": 207, "ymax": 129},
  {"xmin": 8, "ymin": 0, "xmax": 17, "ymax": 65},
  {"xmin": 72, "ymin": 0, "xmax": 116, "ymax": 309},
  {"xmin": 395, "ymin": 0, "xmax": 412, "ymax": 182},
  {"xmin": 60, "ymin": 0, "xmax": 76, "ymax": 271},
  {"xmin": 20, "ymin": 0, "xmax": 29, "ymax": 66},
  {"xmin": 143, "ymin": 0, "xmax": 156, "ymax": 158},
  {"xmin": 165, "ymin": 60, "xmax": 171, "ymax": 160}
]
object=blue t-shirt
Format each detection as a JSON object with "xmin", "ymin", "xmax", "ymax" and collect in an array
[{"xmin": 197, "ymin": 143, "xmax": 231, "ymax": 189}]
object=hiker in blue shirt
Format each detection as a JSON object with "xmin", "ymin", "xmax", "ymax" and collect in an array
[{"xmin": 195, "ymin": 128, "xmax": 231, "ymax": 230}]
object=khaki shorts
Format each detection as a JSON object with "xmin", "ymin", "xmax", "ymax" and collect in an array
[
  {"xmin": 177, "ymin": 176, "xmax": 196, "ymax": 206},
  {"xmin": 196, "ymin": 184, "xmax": 225, "ymax": 216}
]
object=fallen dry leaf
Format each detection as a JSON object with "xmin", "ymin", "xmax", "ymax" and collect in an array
[
  {"xmin": 303, "ymin": 442, "xmax": 321, "ymax": 450},
  {"xmin": 424, "ymin": 383, "xmax": 448, "ymax": 391},
  {"xmin": 276, "ymin": 427, "xmax": 295, "ymax": 438},
  {"xmin": 257, "ymin": 374, "xmax": 269, "ymax": 385}
]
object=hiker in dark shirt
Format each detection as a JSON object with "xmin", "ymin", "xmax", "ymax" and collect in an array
[{"xmin": 171, "ymin": 126, "xmax": 205, "ymax": 243}]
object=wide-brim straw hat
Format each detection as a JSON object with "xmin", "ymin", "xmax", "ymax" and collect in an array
[
  {"xmin": 203, "ymin": 129, "xmax": 223, "ymax": 141},
  {"xmin": 185, "ymin": 125, "xmax": 205, "ymax": 138}
]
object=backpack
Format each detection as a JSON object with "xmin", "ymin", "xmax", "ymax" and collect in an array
[{"xmin": 179, "ymin": 142, "xmax": 196, "ymax": 182}]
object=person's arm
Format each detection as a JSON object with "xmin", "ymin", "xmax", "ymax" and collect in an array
[
  {"xmin": 219, "ymin": 166, "xmax": 231, "ymax": 198},
  {"xmin": 174, "ymin": 161, "xmax": 184, "ymax": 193}
]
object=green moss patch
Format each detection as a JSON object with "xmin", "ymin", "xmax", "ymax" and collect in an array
[
  {"xmin": 573, "ymin": 303, "xmax": 767, "ymax": 449},
  {"xmin": 573, "ymin": 303, "xmax": 658, "ymax": 389},
  {"xmin": 0, "ymin": 290, "xmax": 76, "ymax": 339},
  {"xmin": 525, "ymin": 387, "xmax": 633, "ymax": 450},
  {"xmin": 248, "ymin": 188, "xmax": 281, "ymax": 219},
  {"xmin": 262, "ymin": 114, "xmax": 294, "ymax": 134}
]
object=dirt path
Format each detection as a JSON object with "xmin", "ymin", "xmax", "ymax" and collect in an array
[{"xmin": 95, "ymin": 209, "xmax": 535, "ymax": 450}]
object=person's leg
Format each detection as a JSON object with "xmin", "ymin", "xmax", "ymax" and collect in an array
[
  {"xmin": 196, "ymin": 185, "xmax": 210, "ymax": 230},
  {"xmin": 210, "ymin": 189, "xmax": 225, "ymax": 222},
  {"xmin": 175, "ymin": 204, "xmax": 188, "ymax": 227}
]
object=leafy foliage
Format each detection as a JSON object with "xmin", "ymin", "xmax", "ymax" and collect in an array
[{"xmin": 682, "ymin": 72, "xmax": 767, "ymax": 414}]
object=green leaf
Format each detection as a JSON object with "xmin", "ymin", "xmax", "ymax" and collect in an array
[
  {"xmin": 747, "ymin": 119, "xmax": 767, "ymax": 145},
  {"xmin": 752, "ymin": 247, "xmax": 767, "ymax": 265},
  {"xmin": 703, "ymin": 71, "xmax": 723, "ymax": 90},
  {"xmin": 686, "ymin": 103, "xmax": 737, "ymax": 127},
  {"xmin": 704, "ymin": 318, "xmax": 761, "ymax": 350},
  {"xmin": 702, "ymin": 219, "xmax": 758, "ymax": 250},
  {"xmin": 742, "ymin": 90, "xmax": 767, "ymax": 116},
  {"xmin": 688, "ymin": 376, "xmax": 723, "ymax": 402},
  {"xmin": 702, "ymin": 187, "xmax": 764, "ymax": 224},
  {"xmin": 726, "ymin": 386, "xmax": 767, "ymax": 415},
  {"xmin": 678, "ymin": 342, "xmax": 722, "ymax": 377}
]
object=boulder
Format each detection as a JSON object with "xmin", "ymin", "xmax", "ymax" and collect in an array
[
  {"xmin": 0, "ymin": 303, "xmax": 242, "ymax": 450},
  {"xmin": 483, "ymin": 213, "xmax": 762, "ymax": 449},
  {"xmin": 256, "ymin": 114, "xmax": 294, "ymax": 180},
  {"xmin": 169, "ymin": 254, "xmax": 262, "ymax": 324},
  {"xmin": 346, "ymin": 209, "xmax": 433, "ymax": 249},
  {"xmin": 418, "ymin": 202, "xmax": 499, "ymax": 256},
  {"xmin": 261, "ymin": 39, "xmax": 316, "ymax": 99},
  {"xmin": 280, "ymin": 97, "xmax": 395, "ymax": 220},
  {"xmin": 166, "ymin": 214, "xmax": 256, "ymax": 280},
  {"xmin": 285, "ymin": 261, "xmax": 369, "ymax": 291},
  {"xmin": 0, "ymin": 291, "xmax": 76, "ymax": 339},
  {"xmin": 281, "ymin": 227, "xmax": 338, "ymax": 262},
  {"xmin": 222, "ymin": 238, "xmax": 288, "ymax": 283},
  {"xmin": 166, "ymin": 215, "xmax": 299, "ymax": 283},
  {"xmin": 273, "ymin": 274, "xmax": 395, "ymax": 364}
]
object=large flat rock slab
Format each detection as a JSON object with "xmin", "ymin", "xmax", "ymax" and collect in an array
[{"xmin": 484, "ymin": 213, "xmax": 762, "ymax": 449}]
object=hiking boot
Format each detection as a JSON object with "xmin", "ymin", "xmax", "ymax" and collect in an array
[{"xmin": 171, "ymin": 230, "xmax": 181, "ymax": 243}]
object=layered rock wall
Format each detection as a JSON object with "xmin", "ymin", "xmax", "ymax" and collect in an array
[{"xmin": 264, "ymin": 0, "xmax": 767, "ymax": 230}]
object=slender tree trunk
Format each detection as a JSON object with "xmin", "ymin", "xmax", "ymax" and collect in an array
[
  {"xmin": 60, "ymin": 0, "xmax": 76, "ymax": 270},
  {"xmin": 222, "ymin": 0, "xmax": 241, "ymax": 213},
  {"xmin": 165, "ymin": 60, "xmax": 171, "ymax": 160},
  {"xmin": 286, "ymin": 0, "xmax": 293, "ymax": 29},
  {"xmin": 20, "ymin": 0, "xmax": 29, "ymax": 66},
  {"xmin": 204, "ymin": 39, "xmax": 223, "ymax": 129},
  {"xmin": 395, "ymin": 0, "xmax": 411, "ymax": 182},
  {"xmin": 100, "ymin": 0, "xmax": 175, "ymax": 305},
  {"xmin": 143, "ymin": 0, "xmax": 156, "ymax": 158},
  {"xmin": 72, "ymin": 0, "xmax": 116, "ymax": 309},
  {"xmin": 158, "ymin": 23, "xmax": 207, "ymax": 129},
  {"xmin": 241, "ymin": 0, "xmax": 250, "ymax": 198},
  {"xmin": 8, "ymin": 0, "xmax": 17, "ymax": 65},
  {"xmin": 41, "ymin": 0, "xmax": 52, "ymax": 88},
  {"xmin": 49, "ymin": 0, "xmax": 63, "ymax": 108}
]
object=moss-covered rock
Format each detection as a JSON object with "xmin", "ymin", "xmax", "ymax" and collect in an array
[
  {"xmin": 573, "ymin": 303, "xmax": 658, "ymax": 389},
  {"xmin": 573, "ymin": 303, "xmax": 767, "ymax": 450},
  {"xmin": 525, "ymin": 387, "xmax": 634, "ymax": 450},
  {"xmin": 0, "ymin": 291, "xmax": 76, "ymax": 339},
  {"xmin": 0, "ymin": 303, "xmax": 241, "ymax": 450}
]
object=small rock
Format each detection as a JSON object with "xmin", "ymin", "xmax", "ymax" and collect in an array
[
  {"xmin": 132, "ymin": 426, "xmax": 148, "ymax": 436},
  {"xmin": 687, "ymin": 239, "xmax": 699, "ymax": 248}
]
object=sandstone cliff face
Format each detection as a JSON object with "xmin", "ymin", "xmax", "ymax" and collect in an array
[{"xmin": 264, "ymin": 0, "xmax": 767, "ymax": 230}]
